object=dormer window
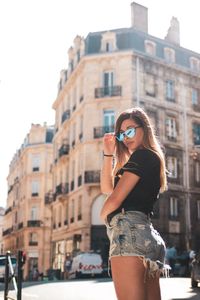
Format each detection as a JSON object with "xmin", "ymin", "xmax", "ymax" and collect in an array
[
  {"xmin": 164, "ymin": 47, "xmax": 175, "ymax": 63},
  {"xmin": 145, "ymin": 40, "xmax": 156, "ymax": 56},
  {"xmin": 70, "ymin": 60, "xmax": 74, "ymax": 72},
  {"xmin": 190, "ymin": 57, "xmax": 200, "ymax": 72},
  {"xmin": 106, "ymin": 42, "xmax": 113, "ymax": 52},
  {"xmin": 101, "ymin": 31, "xmax": 117, "ymax": 52}
]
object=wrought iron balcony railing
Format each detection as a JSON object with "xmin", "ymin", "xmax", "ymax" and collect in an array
[
  {"xmin": 27, "ymin": 220, "xmax": 41, "ymax": 227},
  {"xmin": 95, "ymin": 86, "xmax": 122, "ymax": 98},
  {"xmin": 59, "ymin": 144, "xmax": 70, "ymax": 157},
  {"xmin": 94, "ymin": 125, "xmax": 114, "ymax": 138},
  {"xmin": 61, "ymin": 110, "xmax": 70, "ymax": 123},
  {"xmin": 84, "ymin": 170, "xmax": 100, "ymax": 183}
]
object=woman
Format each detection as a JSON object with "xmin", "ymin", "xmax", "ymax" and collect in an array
[{"xmin": 100, "ymin": 107, "xmax": 167, "ymax": 300}]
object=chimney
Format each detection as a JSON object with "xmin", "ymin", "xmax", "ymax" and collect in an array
[
  {"xmin": 165, "ymin": 17, "xmax": 180, "ymax": 46},
  {"xmin": 131, "ymin": 2, "xmax": 148, "ymax": 33}
]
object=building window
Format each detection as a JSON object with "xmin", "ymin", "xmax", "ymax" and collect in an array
[
  {"xmin": 106, "ymin": 42, "xmax": 113, "ymax": 52},
  {"xmin": 77, "ymin": 50, "xmax": 80, "ymax": 63},
  {"xmin": 103, "ymin": 110, "xmax": 115, "ymax": 131},
  {"xmin": 190, "ymin": 57, "xmax": 200, "ymax": 72},
  {"xmin": 32, "ymin": 155, "xmax": 40, "ymax": 172},
  {"xmin": 193, "ymin": 123, "xmax": 200, "ymax": 146},
  {"xmin": 103, "ymin": 71, "xmax": 114, "ymax": 96},
  {"xmin": 79, "ymin": 115, "xmax": 83, "ymax": 141},
  {"xmin": 167, "ymin": 156, "xmax": 178, "ymax": 178},
  {"xmin": 30, "ymin": 206, "xmax": 38, "ymax": 220},
  {"xmin": 195, "ymin": 161, "xmax": 200, "ymax": 183},
  {"xmin": 192, "ymin": 88, "xmax": 199, "ymax": 106},
  {"xmin": 165, "ymin": 117, "xmax": 177, "ymax": 140},
  {"xmin": 29, "ymin": 232, "xmax": 38, "ymax": 245},
  {"xmin": 170, "ymin": 197, "xmax": 178, "ymax": 217},
  {"xmin": 70, "ymin": 199, "xmax": 75, "ymax": 223},
  {"xmin": 78, "ymin": 196, "xmax": 82, "ymax": 221},
  {"xmin": 58, "ymin": 206, "xmax": 62, "ymax": 227},
  {"xmin": 64, "ymin": 203, "xmax": 69, "ymax": 226},
  {"xmin": 145, "ymin": 40, "xmax": 156, "ymax": 56},
  {"xmin": 164, "ymin": 48, "xmax": 175, "ymax": 63},
  {"xmin": 31, "ymin": 181, "xmax": 39, "ymax": 197},
  {"xmin": 72, "ymin": 123, "xmax": 76, "ymax": 147},
  {"xmin": 145, "ymin": 73, "xmax": 156, "ymax": 97},
  {"xmin": 70, "ymin": 60, "xmax": 74, "ymax": 72},
  {"xmin": 197, "ymin": 200, "xmax": 200, "ymax": 220},
  {"xmin": 166, "ymin": 80, "xmax": 175, "ymax": 101}
]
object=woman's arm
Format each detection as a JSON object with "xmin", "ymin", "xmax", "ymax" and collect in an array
[
  {"xmin": 100, "ymin": 171, "xmax": 140, "ymax": 220},
  {"xmin": 100, "ymin": 156, "xmax": 114, "ymax": 194},
  {"xmin": 100, "ymin": 133, "xmax": 116, "ymax": 194}
]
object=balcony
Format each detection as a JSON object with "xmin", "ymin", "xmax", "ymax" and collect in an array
[
  {"xmin": 31, "ymin": 192, "xmax": 39, "ymax": 197},
  {"xmin": 59, "ymin": 144, "xmax": 70, "ymax": 157},
  {"xmin": 3, "ymin": 227, "xmax": 13, "ymax": 236},
  {"xmin": 95, "ymin": 86, "xmax": 122, "ymax": 98},
  {"xmin": 94, "ymin": 125, "xmax": 114, "ymax": 138},
  {"xmin": 27, "ymin": 220, "xmax": 41, "ymax": 227},
  {"xmin": 84, "ymin": 170, "xmax": 100, "ymax": 183},
  {"xmin": 61, "ymin": 110, "xmax": 70, "ymax": 124},
  {"xmin": 29, "ymin": 241, "xmax": 38, "ymax": 246},
  {"xmin": 45, "ymin": 193, "xmax": 54, "ymax": 204},
  {"xmin": 18, "ymin": 222, "xmax": 23, "ymax": 229},
  {"xmin": 5, "ymin": 206, "xmax": 12, "ymax": 215},
  {"xmin": 53, "ymin": 183, "xmax": 69, "ymax": 202},
  {"xmin": 56, "ymin": 184, "xmax": 63, "ymax": 195}
]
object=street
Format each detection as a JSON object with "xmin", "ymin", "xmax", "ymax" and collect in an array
[{"xmin": 0, "ymin": 277, "xmax": 199, "ymax": 300}]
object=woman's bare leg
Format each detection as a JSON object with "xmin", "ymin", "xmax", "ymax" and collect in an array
[
  {"xmin": 111, "ymin": 256, "xmax": 147, "ymax": 300},
  {"xmin": 146, "ymin": 276, "xmax": 161, "ymax": 300}
]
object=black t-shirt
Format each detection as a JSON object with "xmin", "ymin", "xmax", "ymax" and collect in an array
[{"xmin": 108, "ymin": 149, "xmax": 161, "ymax": 220}]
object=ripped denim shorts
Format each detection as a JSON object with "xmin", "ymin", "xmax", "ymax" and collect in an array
[{"xmin": 105, "ymin": 210, "xmax": 167, "ymax": 278}]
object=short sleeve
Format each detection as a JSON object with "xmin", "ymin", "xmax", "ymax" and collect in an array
[{"xmin": 122, "ymin": 149, "xmax": 159, "ymax": 178}]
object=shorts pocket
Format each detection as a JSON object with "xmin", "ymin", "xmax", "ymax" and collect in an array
[{"xmin": 130, "ymin": 224, "xmax": 154, "ymax": 254}]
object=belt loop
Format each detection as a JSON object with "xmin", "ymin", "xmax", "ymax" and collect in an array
[{"xmin": 121, "ymin": 208, "xmax": 125, "ymax": 214}]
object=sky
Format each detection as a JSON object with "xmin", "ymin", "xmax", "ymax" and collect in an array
[{"xmin": 0, "ymin": 0, "xmax": 200, "ymax": 208}]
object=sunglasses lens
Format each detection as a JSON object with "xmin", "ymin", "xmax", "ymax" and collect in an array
[
  {"xmin": 116, "ymin": 133, "xmax": 123, "ymax": 141},
  {"xmin": 116, "ymin": 128, "xmax": 137, "ymax": 142},
  {"xmin": 126, "ymin": 128, "xmax": 135, "ymax": 138}
]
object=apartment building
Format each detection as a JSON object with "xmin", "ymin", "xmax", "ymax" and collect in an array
[
  {"xmin": 3, "ymin": 123, "xmax": 54, "ymax": 279},
  {"xmin": 0, "ymin": 207, "xmax": 5, "ymax": 254},
  {"xmin": 51, "ymin": 2, "xmax": 200, "ymax": 267}
]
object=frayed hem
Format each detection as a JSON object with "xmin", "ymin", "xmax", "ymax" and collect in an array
[
  {"xmin": 142, "ymin": 257, "xmax": 171, "ymax": 282},
  {"xmin": 108, "ymin": 255, "xmax": 171, "ymax": 282}
]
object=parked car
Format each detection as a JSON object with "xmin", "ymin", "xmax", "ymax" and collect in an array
[
  {"xmin": 0, "ymin": 255, "xmax": 17, "ymax": 282},
  {"xmin": 68, "ymin": 252, "xmax": 103, "ymax": 279},
  {"xmin": 191, "ymin": 251, "xmax": 200, "ymax": 287}
]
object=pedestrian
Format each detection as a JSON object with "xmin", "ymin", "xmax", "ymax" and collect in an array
[
  {"xmin": 100, "ymin": 107, "xmax": 167, "ymax": 300},
  {"xmin": 165, "ymin": 246, "xmax": 177, "ymax": 276}
]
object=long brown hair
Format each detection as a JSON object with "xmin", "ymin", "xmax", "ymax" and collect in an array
[{"xmin": 114, "ymin": 107, "xmax": 167, "ymax": 192}]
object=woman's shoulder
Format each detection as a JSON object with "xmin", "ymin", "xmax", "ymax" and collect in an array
[{"xmin": 130, "ymin": 148, "xmax": 160, "ymax": 164}]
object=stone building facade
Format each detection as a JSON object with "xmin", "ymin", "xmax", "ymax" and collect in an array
[
  {"xmin": 3, "ymin": 123, "xmax": 54, "ymax": 279},
  {"xmin": 51, "ymin": 2, "xmax": 200, "ymax": 267}
]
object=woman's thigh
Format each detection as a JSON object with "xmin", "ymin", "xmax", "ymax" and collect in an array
[
  {"xmin": 146, "ymin": 276, "xmax": 161, "ymax": 300},
  {"xmin": 111, "ymin": 256, "xmax": 147, "ymax": 300}
]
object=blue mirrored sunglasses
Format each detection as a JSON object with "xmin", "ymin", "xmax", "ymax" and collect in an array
[{"xmin": 115, "ymin": 126, "xmax": 141, "ymax": 142}]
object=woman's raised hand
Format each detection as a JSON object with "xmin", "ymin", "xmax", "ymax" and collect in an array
[{"xmin": 103, "ymin": 132, "xmax": 116, "ymax": 155}]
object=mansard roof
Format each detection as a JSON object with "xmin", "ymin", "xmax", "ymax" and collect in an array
[{"xmin": 85, "ymin": 27, "xmax": 200, "ymax": 70}]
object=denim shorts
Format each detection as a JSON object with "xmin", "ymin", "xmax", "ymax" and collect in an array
[{"xmin": 105, "ymin": 211, "xmax": 167, "ymax": 278}]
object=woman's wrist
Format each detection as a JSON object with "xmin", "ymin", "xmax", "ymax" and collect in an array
[{"xmin": 103, "ymin": 152, "xmax": 114, "ymax": 157}]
